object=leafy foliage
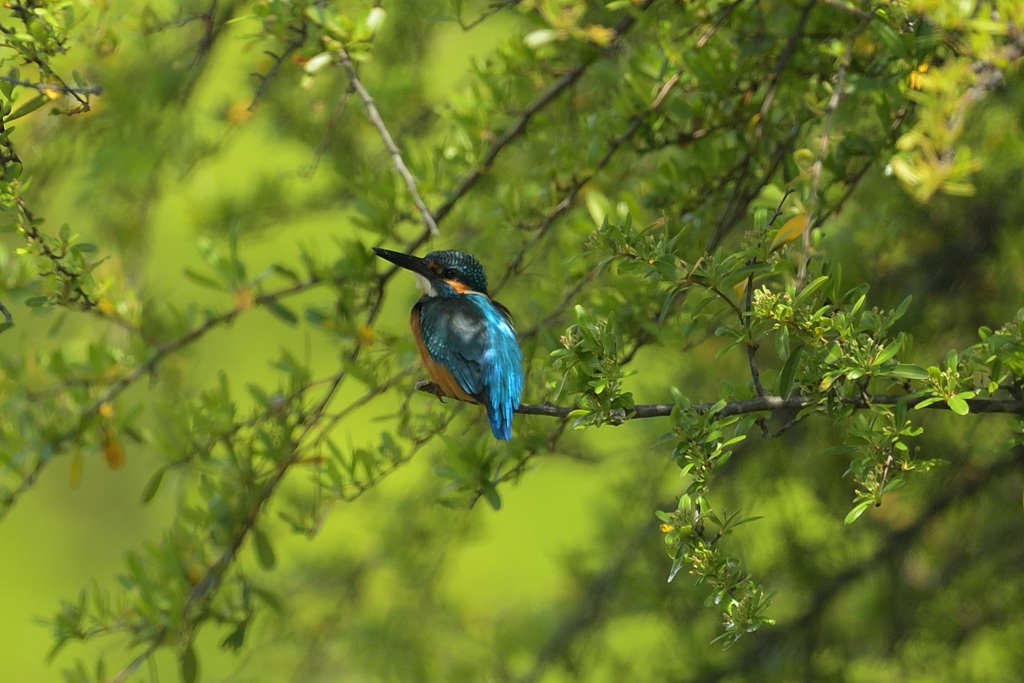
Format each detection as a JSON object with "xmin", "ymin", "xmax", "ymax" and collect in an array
[{"xmin": 1, "ymin": 0, "xmax": 1024, "ymax": 680}]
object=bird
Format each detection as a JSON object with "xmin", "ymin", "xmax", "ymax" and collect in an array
[{"xmin": 373, "ymin": 247, "xmax": 523, "ymax": 440}]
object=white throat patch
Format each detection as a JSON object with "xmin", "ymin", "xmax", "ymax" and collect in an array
[{"xmin": 414, "ymin": 273, "xmax": 438, "ymax": 297}]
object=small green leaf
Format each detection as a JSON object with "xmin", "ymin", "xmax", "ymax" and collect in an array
[
  {"xmin": 891, "ymin": 364, "xmax": 929, "ymax": 380},
  {"xmin": 9, "ymin": 94, "xmax": 49, "ymax": 121},
  {"xmin": 482, "ymin": 483, "xmax": 502, "ymax": 511},
  {"xmin": 946, "ymin": 393, "xmax": 971, "ymax": 416},
  {"xmin": 667, "ymin": 553, "xmax": 686, "ymax": 583},
  {"xmin": 183, "ymin": 268, "xmax": 225, "ymax": 290},
  {"xmin": 892, "ymin": 295, "xmax": 912, "ymax": 321},
  {"xmin": 913, "ymin": 396, "xmax": 944, "ymax": 410},
  {"xmin": 252, "ymin": 528, "xmax": 276, "ymax": 569},
  {"xmin": 821, "ymin": 445, "xmax": 859, "ymax": 456},
  {"xmin": 263, "ymin": 299, "xmax": 298, "ymax": 325},
  {"xmin": 844, "ymin": 501, "xmax": 872, "ymax": 525},
  {"xmin": 870, "ymin": 338, "xmax": 902, "ymax": 366},
  {"xmin": 270, "ymin": 263, "xmax": 301, "ymax": 282},
  {"xmin": 180, "ymin": 645, "xmax": 198, "ymax": 683},
  {"xmin": 141, "ymin": 468, "xmax": 165, "ymax": 503},
  {"xmin": 221, "ymin": 620, "xmax": 248, "ymax": 651},
  {"xmin": 795, "ymin": 275, "xmax": 829, "ymax": 304}
]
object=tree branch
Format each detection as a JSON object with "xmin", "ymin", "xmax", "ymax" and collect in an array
[
  {"xmin": 0, "ymin": 74, "xmax": 102, "ymax": 96},
  {"xmin": 336, "ymin": 47, "xmax": 439, "ymax": 236},
  {"xmin": 414, "ymin": 382, "xmax": 1024, "ymax": 422}
]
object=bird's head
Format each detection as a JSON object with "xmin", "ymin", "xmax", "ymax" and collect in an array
[{"xmin": 373, "ymin": 247, "xmax": 489, "ymax": 298}]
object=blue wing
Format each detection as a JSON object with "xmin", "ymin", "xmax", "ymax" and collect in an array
[{"xmin": 417, "ymin": 295, "xmax": 523, "ymax": 439}]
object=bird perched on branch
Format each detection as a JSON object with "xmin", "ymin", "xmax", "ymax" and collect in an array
[{"xmin": 373, "ymin": 247, "xmax": 523, "ymax": 440}]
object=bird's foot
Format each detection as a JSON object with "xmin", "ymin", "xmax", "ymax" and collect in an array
[{"xmin": 415, "ymin": 380, "xmax": 447, "ymax": 402}]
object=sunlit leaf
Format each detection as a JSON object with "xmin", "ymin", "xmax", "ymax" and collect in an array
[{"xmin": 770, "ymin": 214, "xmax": 807, "ymax": 251}]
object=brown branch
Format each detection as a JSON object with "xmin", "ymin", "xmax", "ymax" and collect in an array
[
  {"xmin": 696, "ymin": 0, "xmax": 748, "ymax": 48},
  {"xmin": 455, "ymin": 0, "xmax": 521, "ymax": 30},
  {"xmin": 0, "ymin": 74, "xmax": 102, "ymax": 96},
  {"xmin": 414, "ymin": 383, "xmax": 1024, "ymax": 422},
  {"xmin": 248, "ymin": 23, "xmax": 307, "ymax": 111},
  {"xmin": 755, "ymin": 2, "xmax": 814, "ymax": 139},
  {"xmin": 336, "ymin": 47, "xmax": 439, "ymax": 236}
]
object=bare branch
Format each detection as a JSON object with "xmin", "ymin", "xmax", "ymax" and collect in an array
[
  {"xmin": 413, "ymin": 382, "xmax": 1024, "ymax": 422},
  {"xmin": 0, "ymin": 74, "xmax": 102, "ymax": 95},
  {"xmin": 249, "ymin": 24, "xmax": 307, "ymax": 111},
  {"xmin": 455, "ymin": 0, "xmax": 521, "ymax": 30},
  {"xmin": 305, "ymin": 85, "xmax": 355, "ymax": 177},
  {"xmin": 336, "ymin": 47, "xmax": 440, "ymax": 236}
]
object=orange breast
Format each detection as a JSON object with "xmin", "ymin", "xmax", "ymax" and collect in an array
[{"xmin": 410, "ymin": 309, "xmax": 478, "ymax": 403}]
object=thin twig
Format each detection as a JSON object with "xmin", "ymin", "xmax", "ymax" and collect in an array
[
  {"xmin": 456, "ymin": 0, "xmax": 521, "ymax": 30},
  {"xmin": 305, "ymin": 85, "xmax": 355, "ymax": 177},
  {"xmin": 336, "ymin": 47, "xmax": 439, "ymax": 236},
  {"xmin": 744, "ymin": 271, "xmax": 766, "ymax": 396},
  {"xmin": 696, "ymin": 0, "xmax": 748, "ymax": 48},
  {"xmin": 799, "ymin": 10, "xmax": 874, "ymax": 281},
  {"xmin": 248, "ymin": 23, "xmax": 307, "ymax": 111},
  {"xmin": 755, "ymin": 2, "xmax": 814, "ymax": 140},
  {"xmin": 0, "ymin": 74, "xmax": 103, "ymax": 95}
]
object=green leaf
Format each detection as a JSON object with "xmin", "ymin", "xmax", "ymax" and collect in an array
[
  {"xmin": 9, "ymin": 94, "xmax": 49, "ymax": 121},
  {"xmin": 913, "ymin": 396, "xmax": 944, "ymax": 410},
  {"xmin": 482, "ymin": 483, "xmax": 502, "ymax": 511},
  {"xmin": 140, "ymin": 468, "xmax": 165, "ymax": 503},
  {"xmin": 946, "ymin": 393, "xmax": 971, "ymax": 416},
  {"xmin": 891, "ymin": 364, "xmax": 929, "ymax": 380},
  {"xmin": 821, "ymin": 445, "xmax": 859, "ymax": 456},
  {"xmin": 221, "ymin": 620, "xmax": 248, "ymax": 651},
  {"xmin": 270, "ymin": 263, "xmax": 301, "ymax": 282},
  {"xmin": 183, "ymin": 267, "xmax": 225, "ymax": 290},
  {"xmin": 892, "ymin": 295, "xmax": 912, "ymax": 322},
  {"xmin": 252, "ymin": 528, "xmax": 276, "ymax": 569},
  {"xmin": 667, "ymin": 553, "xmax": 686, "ymax": 583},
  {"xmin": 180, "ymin": 645, "xmax": 198, "ymax": 683},
  {"xmin": 263, "ymin": 299, "xmax": 299, "ymax": 325},
  {"xmin": 870, "ymin": 338, "xmax": 902, "ymax": 366},
  {"xmin": 844, "ymin": 501, "xmax": 872, "ymax": 525},
  {"xmin": 795, "ymin": 275, "xmax": 829, "ymax": 304}
]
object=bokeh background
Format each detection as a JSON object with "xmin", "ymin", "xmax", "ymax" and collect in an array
[{"xmin": 2, "ymin": 0, "xmax": 1024, "ymax": 681}]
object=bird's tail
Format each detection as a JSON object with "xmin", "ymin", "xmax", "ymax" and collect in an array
[{"xmin": 486, "ymin": 399, "xmax": 517, "ymax": 440}]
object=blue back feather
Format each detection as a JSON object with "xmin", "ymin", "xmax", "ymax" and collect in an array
[{"xmin": 416, "ymin": 293, "xmax": 523, "ymax": 440}]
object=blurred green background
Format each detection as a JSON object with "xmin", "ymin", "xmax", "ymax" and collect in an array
[{"xmin": 2, "ymin": 0, "xmax": 1024, "ymax": 681}]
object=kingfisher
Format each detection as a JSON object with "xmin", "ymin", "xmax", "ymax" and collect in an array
[{"xmin": 373, "ymin": 247, "xmax": 523, "ymax": 440}]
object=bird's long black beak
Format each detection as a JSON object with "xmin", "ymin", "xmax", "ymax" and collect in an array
[{"xmin": 372, "ymin": 247, "xmax": 437, "ymax": 280}]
